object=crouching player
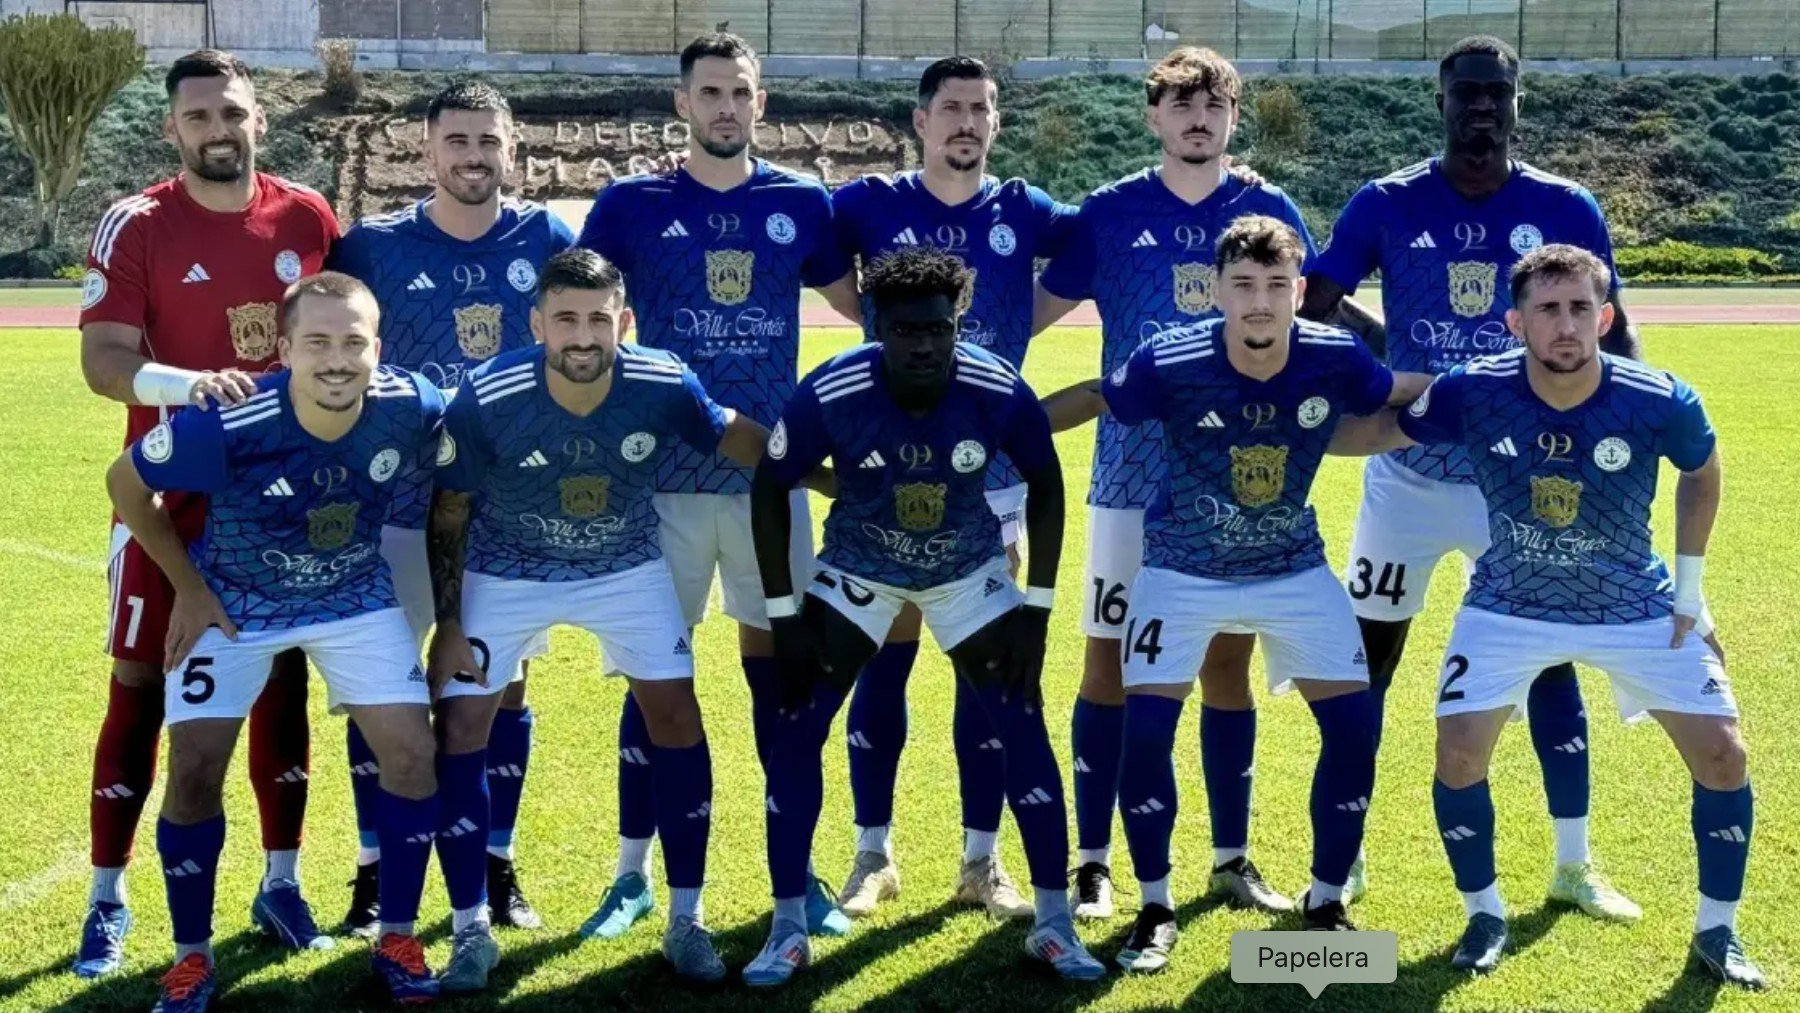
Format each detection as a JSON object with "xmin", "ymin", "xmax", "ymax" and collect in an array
[
  {"xmin": 105, "ymin": 273, "xmax": 449, "ymax": 1010},
  {"xmin": 1343, "ymin": 244, "xmax": 1762, "ymax": 988},
  {"xmin": 425, "ymin": 248, "xmax": 778, "ymax": 985},
  {"xmin": 743, "ymin": 246, "xmax": 1104, "ymax": 986}
]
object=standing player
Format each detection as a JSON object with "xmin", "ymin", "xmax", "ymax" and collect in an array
[
  {"xmin": 824, "ymin": 55, "xmax": 1076, "ymax": 920},
  {"xmin": 107, "ymin": 273, "xmax": 450, "ymax": 1010},
  {"xmin": 1059, "ymin": 217, "xmax": 1427, "ymax": 967},
  {"xmin": 74, "ymin": 50, "xmax": 337, "ymax": 975},
  {"xmin": 744, "ymin": 247, "xmax": 1102, "ymax": 986},
  {"xmin": 575, "ymin": 31, "xmax": 859, "ymax": 940},
  {"xmin": 1302, "ymin": 36, "xmax": 1642, "ymax": 914},
  {"xmin": 1367, "ymin": 246, "xmax": 1760, "ymax": 988},
  {"xmin": 427, "ymin": 249, "xmax": 779, "ymax": 984},
  {"xmin": 329, "ymin": 79, "xmax": 573, "ymax": 937},
  {"xmin": 1033, "ymin": 46, "xmax": 1318, "ymax": 918}
]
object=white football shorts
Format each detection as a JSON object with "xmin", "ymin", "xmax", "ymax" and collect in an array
[
  {"xmin": 655, "ymin": 490, "xmax": 815, "ymax": 630},
  {"xmin": 1343, "ymin": 454, "xmax": 1490, "ymax": 622},
  {"xmin": 984, "ymin": 483, "xmax": 1028, "ymax": 550},
  {"xmin": 380, "ymin": 524, "xmax": 549, "ymax": 665},
  {"xmin": 165, "ymin": 608, "xmax": 427, "ymax": 723},
  {"xmin": 443, "ymin": 560, "xmax": 693, "ymax": 699},
  {"xmin": 1121, "ymin": 565, "xmax": 1369, "ymax": 695},
  {"xmin": 807, "ymin": 556, "xmax": 1022, "ymax": 652},
  {"xmin": 1435, "ymin": 607, "xmax": 1737, "ymax": 724}
]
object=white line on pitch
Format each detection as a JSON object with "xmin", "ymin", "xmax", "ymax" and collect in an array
[{"xmin": 0, "ymin": 538, "xmax": 105, "ymax": 573}]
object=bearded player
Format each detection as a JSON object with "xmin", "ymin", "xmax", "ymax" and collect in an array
[
  {"xmin": 1033, "ymin": 46, "xmax": 1321, "ymax": 919},
  {"xmin": 575, "ymin": 31, "xmax": 859, "ymax": 940},
  {"xmin": 1301, "ymin": 36, "xmax": 1641, "ymax": 916},
  {"xmin": 329, "ymin": 79, "xmax": 573, "ymax": 937},
  {"xmin": 74, "ymin": 49, "xmax": 339, "ymax": 976}
]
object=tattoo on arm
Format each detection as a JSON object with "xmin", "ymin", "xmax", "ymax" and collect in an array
[{"xmin": 427, "ymin": 490, "xmax": 473, "ymax": 624}]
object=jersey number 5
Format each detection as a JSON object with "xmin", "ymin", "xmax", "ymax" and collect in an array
[{"xmin": 180, "ymin": 656, "xmax": 216, "ymax": 704}]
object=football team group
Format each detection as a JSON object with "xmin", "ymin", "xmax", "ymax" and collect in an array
[{"xmin": 66, "ymin": 27, "xmax": 1762, "ymax": 1011}]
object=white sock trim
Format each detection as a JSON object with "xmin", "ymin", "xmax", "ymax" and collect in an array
[
  {"xmin": 1212, "ymin": 847, "xmax": 1247, "ymax": 870},
  {"xmin": 616, "ymin": 836, "xmax": 654, "ymax": 882},
  {"xmin": 452, "ymin": 904, "xmax": 490, "ymax": 933},
  {"xmin": 1076, "ymin": 847, "xmax": 1111, "ymax": 867},
  {"xmin": 1461, "ymin": 883, "xmax": 1505, "ymax": 920},
  {"xmin": 856, "ymin": 824, "xmax": 893, "ymax": 859},
  {"xmin": 90, "ymin": 867, "xmax": 126, "ymax": 907},
  {"xmin": 1553, "ymin": 816, "xmax": 1591, "ymax": 867},
  {"xmin": 963, "ymin": 829, "xmax": 998, "ymax": 863},
  {"xmin": 1697, "ymin": 894, "xmax": 1739, "ymax": 933},
  {"xmin": 1140, "ymin": 877, "xmax": 1174, "ymax": 909},
  {"xmin": 263, "ymin": 849, "xmax": 298, "ymax": 889}
]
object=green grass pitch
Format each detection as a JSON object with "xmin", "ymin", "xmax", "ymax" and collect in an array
[{"xmin": 0, "ymin": 324, "xmax": 1794, "ymax": 1011}]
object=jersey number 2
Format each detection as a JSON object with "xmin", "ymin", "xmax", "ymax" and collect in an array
[{"xmin": 1437, "ymin": 654, "xmax": 1470, "ymax": 703}]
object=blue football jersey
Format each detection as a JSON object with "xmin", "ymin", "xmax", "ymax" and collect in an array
[
  {"xmin": 438, "ymin": 344, "xmax": 731, "ymax": 582},
  {"xmin": 833, "ymin": 171, "xmax": 1076, "ymax": 492},
  {"xmin": 1104, "ymin": 318, "xmax": 1393, "ymax": 581},
  {"xmin": 1039, "ymin": 169, "xmax": 1317, "ymax": 509},
  {"xmin": 1398, "ymin": 350, "xmax": 1715, "ymax": 624},
  {"xmin": 1312, "ymin": 158, "xmax": 1618, "ymax": 483},
  {"xmin": 577, "ymin": 161, "xmax": 851, "ymax": 495},
  {"xmin": 762, "ymin": 343, "xmax": 1056, "ymax": 591},
  {"xmin": 329, "ymin": 197, "xmax": 575, "ymax": 528},
  {"xmin": 129, "ymin": 368, "xmax": 447, "ymax": 631}
]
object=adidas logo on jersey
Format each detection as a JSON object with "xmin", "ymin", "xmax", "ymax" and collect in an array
[
  {"xmin": 1352, "ymin": 649, "xmax": 1366, "ymax": 665},
  {"xmin": 1490, "ymin": 437, "xmax": 1519, "ymax": 457},
  {"xmin": 519, "ymin": 450, "xmax": 549, "ymax": 468},
  {"xmin": 1701, "ymin": 677, "xmax": 1726, "ymax": 696},
  {"xmin": 406, "ymin": 272, "xmax": 435, "ymax": 291},
  {"xmin": 662, "ymin": 220, "xmax": 689, "ymax": 238},
  {"xmin": 859, "ymin": 450, "xmax": 886, "ymax": 469},
  {"xmin": 1016, "ymin": 787, "xmax": 1054, "ymax": 806},
  {"xmin": 1196, "ymin": 411, "xmax": 1224, "ymax": 429},
  {"xmin": 1708, "ymin": 825, "xmax": 1747, "ymax": 843},
  {"xmin": 181, "ymin": 263, "xmax": 210, "ymax": 284},
  {"xmin": 263, "ymin": 478, "xmax": 294, "ymax": 497},
  {"xmin": 1410, "ymin": 232, "xmax": 1437, "ymax": 248},
  {"xmin": 1130, "ymin": 230, "xmax": 1158, "ymax": 248},
  {"xmin": 1127, "ymin": 797, "xmax": 1165, "ymax": 816},
  {"xmin": 983, "ymin": 576, "xmax": 1007, "ymax": 598},
  {"xmin": 892, "ymin": 227, "xmax": 919, "ymax": 245},
  {"xmin": 673, "ymin": 637, "xmax": 691, "ymax": 656}
]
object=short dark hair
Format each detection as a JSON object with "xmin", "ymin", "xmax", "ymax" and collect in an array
[
  {"xmin": 918, "ymin": 56, "xmax": 994, "ymax": 109},
  {"xmin": 1145, "ymin": 46, "xmax": 1240, "ymax": 106},
  {"xmin": 680, "ymin": 32, "xmax": 759, "ymax": 83},
  {"xmin": 165, "ymin": 49, "xmax": 252, "ymax": 98},
  {"xmin": 281, "ymin": 271, "xmax": 376, "ymax": 334},
  {"xmin": 1439, "ymin": 35, "xmax": 1520, "ymax": 81},
  {"xmin": 862, "ymin": 247, "xmax": 971, "ymax": 313},
  {"xmin": 1213, "ymin": 215, "xmax": 1308, "ymax": 272},
  {"xmin": 1509, "ymin": 244, "xmax": 1611, "ymax": 305},
  {"xmin": 536, "ymin": 248, "xmax": 624, "ymax": 304},
  {"xmin": 426, "ymin": 79, "xmax": 512, "ymax": 128}
]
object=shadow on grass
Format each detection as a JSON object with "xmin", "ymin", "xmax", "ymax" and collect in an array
[
  {"xmin": 1640, "ymin": 961, "xmax": 1727, "ymax": 1013},
  {"xmin": 37, "ymin": 924, "xmax": 339, "ymax": 1012}
]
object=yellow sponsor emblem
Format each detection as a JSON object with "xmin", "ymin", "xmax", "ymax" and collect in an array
[
  {"xmin": 1448, "ymin": 261, "xmax": 1497, "ymax": 318},
  {"xmin": 706, "ymin": 249, "xmax": 755, "ymax": 306},
  {"xmin": 454, "ymin": 302, "xmax": 504, "ymax": 359},
  {"xmin": 894, "ymin": 482, "xmax": 947, "ymax": 532},
  {"xmin": 306, "ymin": 501, "xmax": 359, "ymax": 551},
  {"xmin": 1229, "ymin": 445, "xmax": 1288, "ymax": 508},
  {"xmin": 560, "ymin": 475, "xmax": 611, "ymax": 518},
  {"xmin": 225, "ymin": 301, "xmax": 279, "ymax": 362},
  {"xmin": 1173, "ymin": 262, "xmax": 1215, "ymax": 315},
  {"xmin": 1530, "ymin": 474, "xmax": 1582, "ymax": 529}
]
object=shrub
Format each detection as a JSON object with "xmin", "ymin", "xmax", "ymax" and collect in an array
[
  {"xmin": 1615, "ymin": 241, "xmax": 1783, "ymax": 281},
  {"xmin": 315, "ymin": 38, "xmax": 361, "ymax": 106}
]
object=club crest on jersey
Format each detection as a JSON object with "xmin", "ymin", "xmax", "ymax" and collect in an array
[
  {"xmin": 1510, "ymin": 224, "xmax": 1544, "ymax": 254},
  {"xmin": 1297, "ymin": 396, "xmax": 1330, "ymax": 429},
  {"xmin": 956, "ymin": 268, "xmax": 977, "ymax": 318},
  {"xmin": 988, "ymin": 223, "xmax": 1016, "ymax": 256},
  {"xmin": 621, "ymin": 431, "xmax": 657, "ymax": 463},
  {"xmin": 436, "ymin": 433, "xmax": 457, "ymax": 466},
  {"xmin": 1530, "ymin": 474, "xmax": 1582, "ymax": 528},
  {"xmin": 560, "ymin": 475, "xmax": 610, "ymax": 518},
  {"xmin": 274, "ymin": 249, "xmax": 302, "ymax": 283},
  {"xmin": 952, "ymin": 440, "xmax": 986, "ymax": 473},
  {"xmin": 454, "ymin": 303, "xmax": 504, "ymax": 359},
  {"xmin": 768, "ymin": 420, "xmax": 788, "ymax": 459},
  {"xmin": 1229, "ymin": 445, "xmax": 1287, "ymax": 508},
  {"xmin": 507, "ymin": 258, "xmax": 537, "ymax": 293},
  {"xmin": 141, "ymin": 422, "xmax": 174, "ymax": 463},
  {"xmin": 766, "ymin": 213, "xmax": 797, "ymax": 245},
  {"xmin": 1172, "ymin": 263, "xmax": 1215, "ymax": 315},
  {"xmin": 1448, "ymin": 261, "xmax": 1498, "ymax": 318},
  {"xmin": 706, "ymin": 250, "xmax": 754, "ymax": 305},
  {"xmin": 306, "ymin": 502, "xmax": 359, "ymax": 551},
  {"xmin": 369, "ymin": 448, "xmax": 401, "ymax": 483},
  {"xmin": 1593, "ymin": 436, "xmax": 1631, "ymax": 472},
  {"xmin": 81, "ymin": 268, "xmax": 107, "ymax": 310},
  {"xmin": 894, "ymin": 482, "xmax": 947, "ymax": 531},
  {"xmin": 226, "ymin": 301, "xmax": 279, "ymax": 361}
]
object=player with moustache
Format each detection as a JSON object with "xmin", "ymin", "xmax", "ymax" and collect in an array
[
  {"xmin": 75, "ymin": 49, "xmax": 338, "ymax": 976},
  {"xmin": 328, "ymin": 78, "xmax": 574, "ymax": 939}
]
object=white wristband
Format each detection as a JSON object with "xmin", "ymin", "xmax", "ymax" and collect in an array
[
  {"xmin": 1024, "ymin": 586, "xmax": 1055, "ymax": 610},
  {"xmin": 1673, "ymin": 554, "xmax": 1706, "ymax": 616},
  {"xmin": 132, "ymin": 363, "xmax": 202, "ymax": 407},
  {"xmin": 765, "ymin": 595, "xmax": 797, "ymax": 619}
]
